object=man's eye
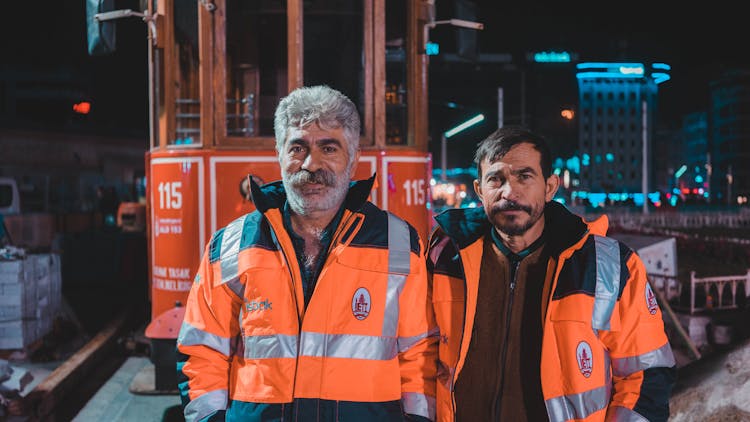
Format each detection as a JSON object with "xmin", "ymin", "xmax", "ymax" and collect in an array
[
  {"xmin": 322, "ymin": 146, "xmax": 337, "ymax": 153},
  {"xmin": 289, "ymin": 146, "xmax": 304, "ymax": 153}
]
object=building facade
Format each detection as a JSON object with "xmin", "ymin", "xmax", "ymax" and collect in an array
[
  {"xmin": 708, "ymin": 69, "xmax": 750, "ymax": 205},
  {"xmin": 575, "ymin": 63, "xmax": 670, "ymax": 200}
]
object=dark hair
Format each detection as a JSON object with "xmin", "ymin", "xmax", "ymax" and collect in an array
[{"xmin": 474, "ymin": 125, "xmax": 552, "ymax": 179}]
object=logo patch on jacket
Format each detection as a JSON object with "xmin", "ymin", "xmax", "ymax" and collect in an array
[
  {"xmin": 576, "ymin": 341, "xmax": 593, "ymax": 378},
  {"xmin": 246, "ymin": 298, "xmax": 272, "ymax": 312},
  {"xmin": 352, "ymin": 287, "xmax": 371, "ymax": 320},
  {"xmin": 645, "ymin": 283, "xmax": 659, "ymax": 315}
]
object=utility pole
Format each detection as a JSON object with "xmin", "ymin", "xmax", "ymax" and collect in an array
[
  {"xmin": 497, "ymin": 87, "xmax": 504, "ymax": 129},
  {"xmin": 641, "ymin": 100, "xmax": 649, "ymax": 215}
]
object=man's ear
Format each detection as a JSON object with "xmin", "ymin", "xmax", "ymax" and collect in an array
[
  {"xmin": 545, "ymin": 174, "xmax": 560, "ymax": 202},
  {"xmin": 473, "ymin": 178, "xmax": 483, "ymax": 202}
]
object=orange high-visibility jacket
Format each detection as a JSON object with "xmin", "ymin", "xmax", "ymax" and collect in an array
[
  {"xmin": 427, "ymin": 201, "xmax": 676, "ymax": 422},
  {"xmin": 177, "ymin": 175, "xmax": 438, "ymax": 422}
]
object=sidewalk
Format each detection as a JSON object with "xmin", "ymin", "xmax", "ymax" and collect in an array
[{"xmin": 73, "ymin": 357, "xmax": 182, "ymax": 422}]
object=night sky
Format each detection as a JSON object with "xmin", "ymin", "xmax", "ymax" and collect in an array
[
  {"xmin": 1, "ymin": 1, "xmax": 748, "ymax": 146},
  {"xmin": 466, "ymin": 0, "xmax": 750, "ymax": 123}
]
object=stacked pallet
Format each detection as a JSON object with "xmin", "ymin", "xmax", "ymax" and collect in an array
[{"xmin": 0, "ymin": 254, "xmax": 62, "ymax": 350}]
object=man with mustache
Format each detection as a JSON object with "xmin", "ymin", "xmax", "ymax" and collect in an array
[
  {"xmin": 177, "ymin": 85, "xmax": 438, "ymax": 421},
  {"xmin": 427, "ymin": 126, "xmax": 676, "ymax": 421}
]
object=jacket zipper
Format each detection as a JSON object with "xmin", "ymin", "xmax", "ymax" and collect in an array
[
  {"xmin": 494, "ymin": 259, "xmax": 520, "ymax": 421},
  {"xmin": 272, "ymin": 228, "xmax": 302, "ymax": 416}
]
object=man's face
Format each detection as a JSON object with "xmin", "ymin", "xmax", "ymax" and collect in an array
[
  {"xmin": 474, "ymin": 142, "xmax": 558, "ymax": 237},
  {"xmin": 280, "ymin": 123, "xmax": 359, "ymax": 215}
]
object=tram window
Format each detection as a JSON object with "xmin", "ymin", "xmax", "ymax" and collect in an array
[
  {"xmin": 303, "ymin": 1, "xmax": 364, "ymax": 136},
  {"xmin": 172, "ymin": 0, "xmax": 201, "ymax": 146},
  {"xmin": 225, "ymin": 0, "xmax": 288, "ymax": 138},
  {"xmin": 385, "ymin": 0, "xmax": 407, "ymax": 146}
]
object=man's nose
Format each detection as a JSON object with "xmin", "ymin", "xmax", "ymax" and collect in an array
[
  {"xmin": 301, "ymin": 150, "xmax": 323, "ymax": 172},
  {"xmin": 500, "ymin": 181, "xmax": 518, "ymax": 200}
]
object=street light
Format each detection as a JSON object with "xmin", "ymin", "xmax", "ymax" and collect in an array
[{"xmin": 441, "ymin": 113, "xmax": 485, "ymax": 181}]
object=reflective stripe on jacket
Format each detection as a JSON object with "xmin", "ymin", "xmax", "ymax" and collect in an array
[
  {"xmin": 428, "ymin": 201, "xmax": 676, "ymax": 422},
  {"xmin": 177, "ymin": 175, "xmax": 438, "ymax": 422}
]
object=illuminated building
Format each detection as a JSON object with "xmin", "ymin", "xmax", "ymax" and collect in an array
[
  {"xmin": 576, "ymin": 62, "xmax": 670, "ymax": 194},
  {"xmin": 708, "ymin": 69, "xmax": 750, "ymax": 205}
]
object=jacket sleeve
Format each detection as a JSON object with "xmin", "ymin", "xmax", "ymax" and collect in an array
[
  {"xmin": 398, "ymin": 235, "xmax": 439, "ymax": 421},
  {"xmin": 176, "ymin": 241, "xmax": 243, "ymax": 422},
  {"xmin": 599, "ymin": 249, "xmax": 677, "ymax": 421}
]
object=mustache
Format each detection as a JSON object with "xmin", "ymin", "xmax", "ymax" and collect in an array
[
  {"xmin": 288, "ymin": 169, "xmax": 336, "ymax": 187},
  {"xmin": 490, "ymin": 200, "xmax": 532, "ymax": 215}
]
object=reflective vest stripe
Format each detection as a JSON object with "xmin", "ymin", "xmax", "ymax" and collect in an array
[
  {"xmin": 384, "ymin": 212, "xmax": 410, "ymax": 337},
  {"xmin": 611, "ymin": 342, "xmax": 676, "ymax": 377},
  {"xmin": 242, "ymin": 333, "xmax": 298, "ymax": 359},
  {"xmin": 384, "ymin": 273, "xmax": 407, "ymax": 337},
  {"xmin": 178, "ymin": 321, "xmax": 231, "ymax": 357},
  {"xmin": 545, "ymin": 385, "xmax": 609, "ymax": 421},
  {"xmin": 300, "ymin": 332, "xmax": 398, "ymax": 360},
  {"xmin": 387, "ymin": 212, "xmax": 411, "ymax": 274},
  {"xmin": 218, "ymin": 214, "xmax": 247, "ymax": 285},
  {"xmin": 240, "ymin": 329, "xmax": 435, "ymax": 360},
  {"xmin": 605, "ymin": 405, "xmax": 649, "ymax": 421},
  {"xmin": 184, "ymin": 388, "xmax": 228, "ymax": 422},
  {"xmin": 399, "ymin": 326, "xmax": 439, "ymax": 353},
  {"xmin": 592, "ymin": 236, "xmax": 620, "ymax": 331},
  {"xmin": 402, "ymin": 392, "xmax": 436, "ymax": 420}
]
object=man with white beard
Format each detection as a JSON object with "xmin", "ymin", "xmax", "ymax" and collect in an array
[{"xmin": 177, "ymin": 85, "xmax": 438, "ymax": 422}]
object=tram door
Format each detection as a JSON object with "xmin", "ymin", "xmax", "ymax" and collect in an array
[{"xmin": 145, "ymin": 0, "xmax": 434, "ymax": 324}]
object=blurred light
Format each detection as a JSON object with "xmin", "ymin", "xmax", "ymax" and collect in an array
[
  {"xmin": 534, "ymin": 51, "xmax": 571, "ymax": 63},
  {"xmin": 605, "ymin": 153, "xmax": 614, "ymax": 162},
  {"xmin": 445, "ymin": 114, "xmax": 485, "ymax": 138},
  {"xmin": 695, "ymin": 175, "xmax": 703, "ymax": 183},
  {"xmin": 619, "ymin": 66, "xmax": 644, "ymax": 75},
  {"xmin": 652, "ymin": 72, "xmax": 671, "ymax": 84},
  {"xmin": 561, "ymin": 109, "xmax": 575, "ymax": 120},
  {"xmin": 652, "ymin": 63, "xmax": 671, "ymax": 70},
  {"xmin": 426, "ymin": 42, "xmax": 439, "ymax": 56},
  {"xmin": 674, "ymin": 165, "xmax": 687, "ymax": 179},
  {"xmin": 566, "ymin": 156, "xmax": 580, "ymax": 173},
  {"xmin": 73, "ymin": 101, "xmax": 91, "ymax": 114}
]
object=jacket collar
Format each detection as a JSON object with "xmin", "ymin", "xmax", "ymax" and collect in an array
[
  {"xmin": 249, "ymin": 172, "xmax": 377, "ymax": 214},
  {"xmin": 433, "ymin": 200, "xmax": 596, "ymax": 256}
]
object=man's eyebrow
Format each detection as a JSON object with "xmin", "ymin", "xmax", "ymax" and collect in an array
[
  {"xmin": 316, "ymin": 138, "xmax": 343, "ymax": 148},
  {"xmin": 511, "ymin": 166, "xmax": 537, "ymax": 176},
  {"xmin": 288, "ymin": 138, "xmax": 309, "ymax": 146},
  {"xmin": 484, "ymin": 169, "xmax": 502, "ymax": 179}
]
